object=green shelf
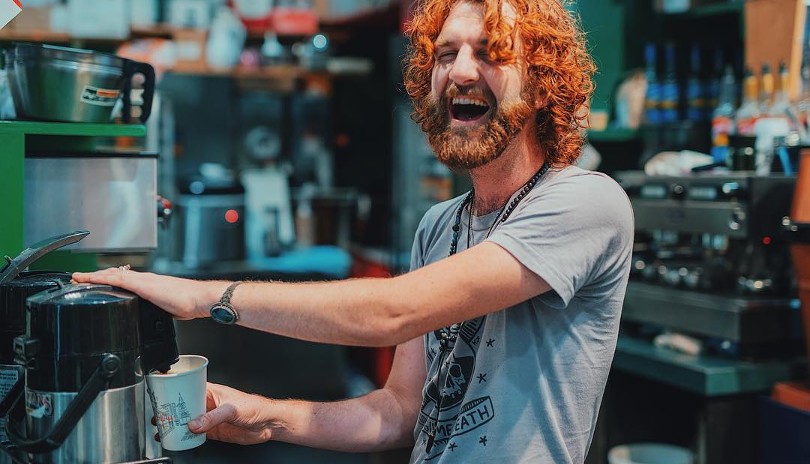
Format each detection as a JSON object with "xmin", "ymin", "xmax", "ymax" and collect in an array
[
  {"xmin": 0, "ymin": 120, "xmax": 146, "ymax": 265},
  {"xmin": 0, "ymin": 120, "xmax": 146, "ymax": 137},
  {"xmin": 587, "ymin": 128, "xmax": 640, "ymax": 143}
]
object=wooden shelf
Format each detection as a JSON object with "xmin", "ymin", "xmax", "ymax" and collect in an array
[
  {"xmin": 169, "ymin": 64, "xmax": 305, "ymax": 80},
  {"xmin": 0, "ymin": 29, "xmax": 71, "ymax": 42}
]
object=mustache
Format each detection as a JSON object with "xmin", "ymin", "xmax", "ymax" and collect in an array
[{"xmin": 443, "ymin": 84, "xmax": 492, "ymax": 104}]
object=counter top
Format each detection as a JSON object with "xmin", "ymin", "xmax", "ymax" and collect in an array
[
  {"xmin": 613, "ymin": 335, "xmax": 807, "ymax": 396},
  {"xmin": 151, "ymin": 246, "xmax": 353, "ymax": 281}
]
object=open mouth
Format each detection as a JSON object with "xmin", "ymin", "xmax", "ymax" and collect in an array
[{"xmin": 450, "ymin": 97, "xmax": 490, "ymax": 122}]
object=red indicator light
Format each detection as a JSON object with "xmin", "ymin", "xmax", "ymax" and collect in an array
[
  {"xmin": 225, "ymin": 209, "xmax": 239, "ymax": 224},
  {"xmin": 762, "ymin": 236, "xmax": 772, "ymax": 245}
]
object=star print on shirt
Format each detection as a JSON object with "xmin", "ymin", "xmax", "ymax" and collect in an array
[
  {"xmin": 479, "ymin": 436, "xmax": 488, "ymax": 446},
  {"xmin": 448, "ymin": 442, "xmax": 458, "ymax": 452},
  {"xmin": 486, "ymin": 338, "xmax": 495, "ymax": 347},
  {"xmin": 477, "ymin": 373, "xmax": 487, "ymax": 383},
  {"xmin": 473, "ymin": 336, "xmax": 481, "ymax": 346}
]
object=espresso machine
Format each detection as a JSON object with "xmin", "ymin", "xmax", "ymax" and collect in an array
[
  {"xmin": 615, "ymin": 171, "xmax": 799, "ymax": 357},
  {"xmin": 0, "ymin": 232, "xmax": 179, "ymax": 464}
]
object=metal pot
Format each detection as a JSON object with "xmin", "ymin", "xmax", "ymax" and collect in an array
[{"xmin": 4, "ymin": 42, "xmax": 155, "ymax": 123}]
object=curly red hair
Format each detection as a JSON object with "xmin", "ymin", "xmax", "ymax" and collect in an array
[{"xmin": 404, "ymin": 0, "xmax": 595, "ymax": 167}]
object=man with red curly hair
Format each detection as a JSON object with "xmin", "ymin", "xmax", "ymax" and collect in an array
[{"xmin": 74, "ymin": 0, "xmax": 632, "ymax": 462}]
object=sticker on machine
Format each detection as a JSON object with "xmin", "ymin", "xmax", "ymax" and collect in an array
[
  {"xmin": 25, "ymin": 389, "xmax": 53, "ymax": 418},
  {"xmin": 80, "ymin": 85, "xmax": 121, "ymax": 106},
  {"xmin": 1, "ymin": 365, "xmax": 23, "ymax": 442}
]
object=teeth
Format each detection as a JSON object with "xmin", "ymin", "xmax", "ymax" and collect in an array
[{"xmin": 452, "ymin": 97, "xmax": 488, "ymax": 107}]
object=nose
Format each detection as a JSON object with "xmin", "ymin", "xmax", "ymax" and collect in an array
[{"xmin": 448, "ymin": 46, "xmax": 479, "ymax": 86}]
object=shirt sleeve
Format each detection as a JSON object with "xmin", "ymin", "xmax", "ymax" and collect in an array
[{"xmin": 486, "ymin": 171, "xmax": 634, "ymax": 308}]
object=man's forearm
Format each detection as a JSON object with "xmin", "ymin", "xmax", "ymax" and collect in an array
[
  {"xmin": 270, "ymin": 388, "xmax": 417, "ymax": 452},
  {"xmin": 199, "ymin": 278, "xmax": 420, "ymax": 347}
]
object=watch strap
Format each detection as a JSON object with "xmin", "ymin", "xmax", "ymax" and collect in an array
[
  {"xmin": 220, "ymin": 281, "xmax": 243, "ymax": 305},
  {"xmin": 210, "ymin": 281, "xmax": 243, "ymax": 324}
]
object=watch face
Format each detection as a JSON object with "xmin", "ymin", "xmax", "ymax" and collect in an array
[{"xmin": 211, "ymin": 304, "xmax": 237, "ymax": 324}]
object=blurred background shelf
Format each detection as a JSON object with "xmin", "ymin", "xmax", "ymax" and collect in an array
[{"xmin": 587, "ymin": 128, "xmax": 641, "ymax": 143}]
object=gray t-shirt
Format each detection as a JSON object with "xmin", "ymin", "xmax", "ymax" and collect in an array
[{"xmin": 407, "ymin": 166, "xmax": 633, "ymax": 463}]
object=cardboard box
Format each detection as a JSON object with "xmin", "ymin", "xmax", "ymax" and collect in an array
[
  {"xmin": 6, "ymin": 6, "xmax": 50, "ymax": 32},
  {"xmin": 0, "ymin": 0, "xmax": 23, "ymax": 31},
  {"xmin": 172, "ymin": 28, "xmax": 208, "ymax": 72},
  {"xmin": 67, "ymin": 0, "xmax": 129, "ymax": 39}
]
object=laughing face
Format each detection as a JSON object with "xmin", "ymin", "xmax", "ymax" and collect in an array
[{"xmin": 424, "ymin": 1, "xmax": 534, "ymax": 170}]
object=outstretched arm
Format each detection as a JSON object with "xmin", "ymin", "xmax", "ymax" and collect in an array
[
  {"xmin": 189, "ymin": 337, "xmax": 426, "ymax": 452},
  {"xmin": 73, "ymin": 242, "xmax": 551, "ymax": 347}
]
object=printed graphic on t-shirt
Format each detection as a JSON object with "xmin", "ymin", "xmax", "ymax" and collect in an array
[{"xmin": 419, "ymin": 316, "xmax": 494, "ymax": 460}]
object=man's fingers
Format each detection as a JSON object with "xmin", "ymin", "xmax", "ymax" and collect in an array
[{"xmin": 188, "ymin": 404, "xmax": 236, "ymax": 433}]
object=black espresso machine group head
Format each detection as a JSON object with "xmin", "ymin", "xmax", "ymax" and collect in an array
[{"xmin": 0, "ymin": 231, "xmax": 179, "ymax": 464}]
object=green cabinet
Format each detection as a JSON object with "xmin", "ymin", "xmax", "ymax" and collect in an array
[{"xmin": 0, "ymin": 121, "xmax": 145, "ymax": 270}]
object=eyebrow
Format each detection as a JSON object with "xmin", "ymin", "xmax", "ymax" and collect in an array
[{"xmin": 434, "ymin": 37, "xmax": 489, "ymax": 49}]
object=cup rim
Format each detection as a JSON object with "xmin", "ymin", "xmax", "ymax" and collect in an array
[{"xmin": 146, "ymin": 354, "xmax": 208, "ymax": 378}]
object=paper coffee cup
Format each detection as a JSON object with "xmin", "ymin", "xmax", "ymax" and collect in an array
[{"xmin": 145, "ymin": 355, "xmax": 208, "ymax": 451}]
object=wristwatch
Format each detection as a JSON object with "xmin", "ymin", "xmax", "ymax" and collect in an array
[{"xmin": 210, "ymin": 281, "xmax": 243, "ymax": 324}]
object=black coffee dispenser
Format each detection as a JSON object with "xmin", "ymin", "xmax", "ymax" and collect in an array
[
  {"xmin": 0, "ymin": 231, "xmax": 179, "ymax": 464},
  {"xmin": 1, "ymin": 232, "xmax": 83, "ymax": 461}
]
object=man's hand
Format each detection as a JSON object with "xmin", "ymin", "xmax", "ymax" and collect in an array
[
  {"xmin": 71, "ymin": 268, "xmax": 222, "ymax": 320},
  {"xmin": 188, "ymin": 383, "xmax": 278, "ymax": 445}
]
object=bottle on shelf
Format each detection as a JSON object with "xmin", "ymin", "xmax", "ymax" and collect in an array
[
  {"xmin": 711, "ymin": 65, "xmax": 737, "ymax": 164},
  {"xmin": 757, "ymin": 63, "xmax": 775, "ymax": 116},
  {"xmin": 769, "ymin": 61, "xmax": 792, "ymax": 119},
  {"xmin": 643, "ymin": 42, "xmax": 662, "ymax": 126},
  {"xmin": 735, "ymin": 67, "xmax": 760, "ymax": 136},
  {"xmin": 755, "ymin": 62, "xmax": 792, "ymax": 176},
  {"xmin": 686, "ymin": 42, "xmax": 705, "ymax": 122},
  {"xmin": 705, "ymin": 47, "xmax": 725, "ymax": 120},
  {"xmin": 797, "ymin": 62, "xmax": 810, "ymax": 131},
  {"xmin": 659, "ymin": 42, "xmax": 680, "ymax": 123}
]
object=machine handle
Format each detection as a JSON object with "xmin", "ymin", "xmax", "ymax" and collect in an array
[
  {"xmin": 0, "ymin": 230, "xmax": 89, "ymax": 284},
  {"xmin": 5, "ymin": 354, "xmax": 120, "ymax": 454},
  {"xmin": 122, "ymin": 60, "xmax": 156, "ymax": 124}
]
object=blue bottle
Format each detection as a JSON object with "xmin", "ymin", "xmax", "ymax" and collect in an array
[
  {"xmin": 660, "ymin": 43, "xmax": 680, "ymax": 123},
  {"xmin": 686, "ymin": 43, "xmax": 704, "ymax": 121},
  {"xmin": 644, "ymin": 43, "xmax": 662, "ymax": 126}
]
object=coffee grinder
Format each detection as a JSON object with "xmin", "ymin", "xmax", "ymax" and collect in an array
[{"xmin": 0, "ymin": 231, "xmax": 179, "ymax": 464}]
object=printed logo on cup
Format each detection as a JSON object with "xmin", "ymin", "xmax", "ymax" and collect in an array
[{"xmin": 145, "ymin": 355, "xmax": 208, "ymax": 451}]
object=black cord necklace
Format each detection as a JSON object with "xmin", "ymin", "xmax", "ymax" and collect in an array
[{"xmin": 425, "ymin": 161, "xmax": 549, "ymax": 454}]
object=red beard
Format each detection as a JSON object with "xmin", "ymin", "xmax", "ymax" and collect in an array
[{"xmin": 423, "ymin": 85, "xmax": 533, "ymax": 170}]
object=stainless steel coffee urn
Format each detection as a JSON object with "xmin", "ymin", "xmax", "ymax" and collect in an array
[{"xmin": 0, "ymin": 232, "xmax": 179, "ymax": 464}]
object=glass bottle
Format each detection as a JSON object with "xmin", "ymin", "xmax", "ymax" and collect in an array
[
  {"xmin": 735, "ymin": 67, "xmax": 760, "ymax": 136},
  {"xmin": 758, "ymin": 63, "xmax": 774, "ymax": 116},
  {"xmin": 711, "ymin": 65, "xmax": 737, "ymax": 164},
  {"xmin": 686, "ymin": 43, "xmax": 704, "ymax": 122},
  {"xmin": 769, "ymin": 61, "xmax": 791, "ymax": 119},
  {"xmin": 659, "ymin": 43, "xmax": 680, "ymax": 123},
  {"xmin": 643, "ymin": 43, "xmax": 661, "ymax": 126}
]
